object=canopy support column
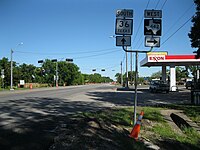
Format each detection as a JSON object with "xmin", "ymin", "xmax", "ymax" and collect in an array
[{"xmin": 170, "ymin": 65, "xmax": 176, "ymax": 91}]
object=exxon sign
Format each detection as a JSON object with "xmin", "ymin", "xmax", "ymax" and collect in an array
[{"xmin": 148, "ymin": 55, "xmax": 165, "ymax": 62}]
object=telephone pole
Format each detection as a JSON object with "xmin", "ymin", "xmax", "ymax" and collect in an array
[
  {"xmin": 120, "ymin": 61, "xmax": 123, "ymax": 86},
  {"xmin": 10, "ymin": 49, "xmax": 14, "ymax": 90}
]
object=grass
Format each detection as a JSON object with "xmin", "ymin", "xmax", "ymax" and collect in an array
[
  {"xmin": 162, "ymin": 104, "xmax": 200, "ymax": 125},
  {"xmin": 141, "ymin": 106, "xmax": 200, "ymax": 149},
  {"xmin": 79, "ymin": 108, "xmax": 148, "ymax": 150},
  {"xmin": 79, "ymin": 106, "xmax": 200, "ymax": 150}
]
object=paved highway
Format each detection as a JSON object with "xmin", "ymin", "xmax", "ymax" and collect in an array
[
  {"xmin": 0, "ymin": 84, "xmax": 117, "ymax": 149},
  {"xmin": 0, "ymin": 84, "xmax": 191, "ymax": 149}
]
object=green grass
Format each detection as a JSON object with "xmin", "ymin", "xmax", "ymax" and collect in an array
[
  {"xmin": 141, "ymin": 107, "xmax": 165, "ymax": 123},
  {"xmin": 82, "ymin": 108, "xmax": 132, "ymax": 126},
  {"xmin": 142, "ymin": 106, "xmax": 200, "ymax": 149},
  {"xmin": 162, "ymin": 104, "xmax": 200, "ymax": 125},
  {"xmin": 79, "ymin": 106, "xmax": 200, "ymax": 150}
]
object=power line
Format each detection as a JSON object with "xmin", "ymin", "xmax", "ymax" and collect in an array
[
  {"xmin": 161, "ymin": 16, "xmax": 192, "ymax": 46},
  {"xmin": 161, "ymin": 0, "xmax": 168, "ymax": 9},
  {"xmin": 132, "ymin": 0, "xmax": 151, "ymax": 49},
  {"xmin": 14, "ymin": 48, "xmax": 120, "ymax": 55},
  {"xmin": 162, "ymin": 3, "xmax": 194, "ymax": 39},
  {"xmin": 155, "ymin": 0, "xmax": 160, "ymax": 9},
  {"xmin": 122, "ymin": 53, "xmax": 126, "ymax": 63},
  {"xmin": 73, "ymin": 49, "xmax": 120, "ymax": 59}
]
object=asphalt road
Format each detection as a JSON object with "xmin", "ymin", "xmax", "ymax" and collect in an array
[{"xmin": 0, "ymin": 84, "xmax": 191, "ymax": 150}]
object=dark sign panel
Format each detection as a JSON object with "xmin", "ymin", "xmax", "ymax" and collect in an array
[{"xmin": 144, "ymin": 19, "xmax": 162, "ymax": 36}]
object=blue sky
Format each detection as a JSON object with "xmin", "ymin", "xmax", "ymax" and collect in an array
[{"xmin": 0, "ymin": 0, "xmax": 196, "ymax": 80}]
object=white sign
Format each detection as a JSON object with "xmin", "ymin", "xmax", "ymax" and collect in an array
[
  {"xmin": 144, "ymin": 10, "xmax": 162, "ymax": 18},
  {"xmin": 115, "ymin": 19, "xmax": 133, "ymax": 35},
  {"xmin": 20, "ymin": 80, "xmax": 25, "ymax": 85},
  {"xmin": 116, "ymin": 36, "xmax": 131, "ymax": 46},
  {"xmin": 145, "ymin": 37, "xmax": 160, "ymax": 47},
  {"xmin": 145, "ymin": 20, "xmax": 160, "ymax": 35},
  {"xmin": 116, "ymin": 9, "xmax": 133, "ymax": 18}
]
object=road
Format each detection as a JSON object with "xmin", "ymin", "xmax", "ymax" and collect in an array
[{"xmin": 0, "ymin": 84, "xmax": 191, "ymax": 149}]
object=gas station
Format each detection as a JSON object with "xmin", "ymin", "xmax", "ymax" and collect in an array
[{"xmin": 140, "ymin": 52, "xmax": 200, "ymax": 91}]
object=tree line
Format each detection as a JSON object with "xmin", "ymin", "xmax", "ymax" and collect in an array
[
  {"xmin": 0, "ymin": 57, "xmax": 113, "ymax": 89},
  {"xmin": 115, "ymin": 66, "xmax": 194, "ymax": 85}
]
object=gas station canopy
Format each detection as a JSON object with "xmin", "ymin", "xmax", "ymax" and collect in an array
[{"xmin": 140, "ymin": 52, "xmax": 200, "ymax": 67}]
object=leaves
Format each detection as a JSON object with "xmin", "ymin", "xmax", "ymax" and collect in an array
[{"xmin": 188, "ymin": 0, "xmax": 200, "ymax": 48}]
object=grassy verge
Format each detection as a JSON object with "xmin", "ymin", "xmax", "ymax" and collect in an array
[
  {"xmin": 163, "ymin": 104, "xmax": 200, "ymax": 126},
  {"xmin": 77, "ymin": 106, "xmax": 200, "ymax": 150}
]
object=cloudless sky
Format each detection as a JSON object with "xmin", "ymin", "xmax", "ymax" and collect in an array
[{"xmin": 0, "ymin": 0, "xmax": 196, "ymax": 80}]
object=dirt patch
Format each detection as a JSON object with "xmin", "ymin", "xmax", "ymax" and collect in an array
[
  {"xmin": 49, "ymin": 109, "xmax": 200, "ymax": 150},
  {"xmin": 49, "ymin": 116, "xmax": 133, "ymax": 150}
]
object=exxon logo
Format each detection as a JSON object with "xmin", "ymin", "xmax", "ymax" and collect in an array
[{"xmin": 149, "ymin": 55, "xmax": 165, "ymax": 62}]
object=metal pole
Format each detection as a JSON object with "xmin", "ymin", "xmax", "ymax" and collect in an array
[
  {"xmin": 10, "ymin": 49, "xmax": 14, "ymax": 90},
  {"xmin": 121, "ymin": 61, "xmax": 123, "ymax": 86},
  {"xmin": 56, "ymin": 62, "xmax": 58, "ymax": 87},
  {"xmin": 126, "ymin": 48, "xmax": 128, "ymax": 88},
  {"xmin": 130, "ymin": 52, "xmax": 133, "ymax": 85},
  {"xmin": 134, "ymin": 51, "xmax": 138, "ymax": 125},
  {"xmin": 2, "ymin": 77, "xmax": 3, "ymax": 90}
]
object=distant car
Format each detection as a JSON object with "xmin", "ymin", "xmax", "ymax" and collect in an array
[
  {"xmin": 149, "ymin": 80, "xmax": 170, "ymax": 93},
  {"xmin": 185, "ymin": 81, "xmax": 193, "ymax": 89}
]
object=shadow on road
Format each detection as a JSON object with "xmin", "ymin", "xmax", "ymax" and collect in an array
[
  {"xmin": 0, "ymin": 97, "xmax": 112, "ymax": 150},
  {"xmin": 0, "ymin": 88, "xmax": 192, "ymax": 149},
  {"xmin": 86, "ymin": 88, "xmax": 191, "ymax": 106}
]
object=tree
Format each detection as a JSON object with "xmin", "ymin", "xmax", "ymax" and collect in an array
[
  {"xmin": 151, "ymin": 71, "xmax": 162, "ymax": 79},
  {"xmin": 188, "ymin": 0, "xmax": 200, "ymax": 49},
  {"xmin": 128, "ymin": 71, "xmax": 135, "ymax": 84},
  {"xmin": 18, "ymin": 63, "xmax": 36, "ymax": 84},
  {"xmin": 176, "ymin": 67, "xmax": 188, "ymax": 81},
  {"xmin": 89, "ymin": 73, "xmax": 102, "ymax": 83},
  {"xmin": 41, "ymin": 59, "xmax": 55, "ymax": 85},
  {"xmin": 150, "ymin": 67, "xmax": 188, "ymax": 82},
  {"xmin": 115, "ymin": 73, "xmax": 121, "ymax": 84},
  {"xmin": 58, "ymin": 61, "xmax": 82, "ymax": 85},
  {"xmin": 0, "ymin": 57, "xmax": 12, "ymax": 87}
]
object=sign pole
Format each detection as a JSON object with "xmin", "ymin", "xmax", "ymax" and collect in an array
[
  {"xmin": 121, "ymin": 61, "xmax": 123, "ymax": 86},
  {"xmin": 134, "ymin": 51, "xmax": 138, "ymax": 125},
  {"xmin": 126, "ymin": 49, "xmax": 129, "ymax": 88}
]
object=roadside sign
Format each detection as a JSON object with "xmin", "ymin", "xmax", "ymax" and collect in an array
[
  {"xmin": 116, "ymin": 9, "xmax": 133, "ymax": 18},
  {"xmin": 20, "ymin": 80, "xmax": 25, "ymax": 85},
  {"xmin": 144, "ymin": 19, "xmax": 162, "ymax": 36},
  {"xmin": 115, "ymin": 19, "xmax": 133, "ymax": 35},
  {"xmin": 116, "ymin": 36, "xmax": 131, "ymax": 46},
  {"xmin": 144, "ymin": 10, "xmax": 162, "ymax": 18},
  {"xmin": 145, "ymin": 36, "xmax": 160, "ymax": 47}
]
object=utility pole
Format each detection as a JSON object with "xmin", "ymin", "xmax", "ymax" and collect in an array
[
  {"xmin": 130, "ymin": 52, "xmax": 133, "ymax": 85},
  {"xmin": 126, "ymin": 48, "xmax": 129, "ymax": 88},
  {"xmin": 134, "ymin": 51, "xmax": 138, "ymax": 125},
  {"xmin": 51, "ymin": 59, "xmax": 58, "ymax": 87},
  {"xmin": 10, "ymin": 49, "xmax": 14, "ymax": 90},
  {"xmin": 56, "ymin": 61, "xmax": 58, "ymax": 87},
  {"xmin": 120, "ymin": 61, "xmax": 123, "ymax": 86}
]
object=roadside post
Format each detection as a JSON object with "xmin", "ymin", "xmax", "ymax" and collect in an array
[{"xmin": 115, "ymin": 9, "xmax": 162, "ymax": 125}]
